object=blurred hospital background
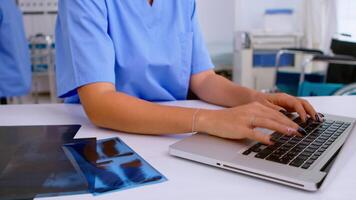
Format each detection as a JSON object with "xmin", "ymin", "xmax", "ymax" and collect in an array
[{"xmin": 3, "ymin": 0, "xmax": 356, "ymax": 104}]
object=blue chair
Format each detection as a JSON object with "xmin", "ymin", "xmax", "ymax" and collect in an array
[
  {"xmin": 274, "ymin": 36, "xmax": 356, "ymax": 97},
  {"xmin": 297, "ymin": 54, "xmax": 356, "ymax": 96}
]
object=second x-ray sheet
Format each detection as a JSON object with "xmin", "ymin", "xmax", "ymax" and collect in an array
[{"xmin": 63, "ymin": 137, "xmax": 167, "ymax": 195}]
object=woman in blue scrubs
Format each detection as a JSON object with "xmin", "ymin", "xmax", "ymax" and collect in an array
[
  {"xmin": 56, "ymin": 0, "xmax": 321, "ymax": 144},
  {"xmin": 0, "ymin": 0, "xmax": 31, "ymax": 104}
]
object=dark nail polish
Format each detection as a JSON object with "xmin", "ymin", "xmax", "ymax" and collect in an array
[
  {"xmin": 318, "ymin": 113, "xmax": 325, "ymax": 118},
  {"xmin": 315, "ymin": 114, "xmax": 320, "ymax": 122},
  {"xmin": 279, "ymin": 109, "xmax": 288, "ymax": 116},
  {"xmin": 298, "ymin": 127, "xmax": 307, "ymax": 136}
]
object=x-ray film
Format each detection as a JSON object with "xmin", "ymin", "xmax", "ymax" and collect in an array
[
  {"xmin": 63, "ymin": 137, "xmax": 167, "ymax": 195},
  {"xmin": 0, "ymin": 126, "xmax": 166, "ymax": 199},
  {"xmin": 0, "ymin": 125, "xmax": 86, "ymax": 200}
]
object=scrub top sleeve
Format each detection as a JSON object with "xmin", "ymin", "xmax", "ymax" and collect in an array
[
  {"xmin": 190, "ymin": 1, "xmax": 214, "ymax": 75},
  {"xmin": 56, "ymin": 0, "xmax": 115, "ymax": 98},
  {"xmin": 0, "ymin": 1, "xmax": 31, "ymax": 97}
]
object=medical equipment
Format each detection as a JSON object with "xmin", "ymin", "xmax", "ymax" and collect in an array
[
  {"xmin": 29, "ymin": 34, "xmax": 58, "ymax": 103},
  {"xmin": 274, "ymin": 35, "xmax": 356, "ymax": 97},
  {"xmin": 233, "ymin": 31, "xmax": 304, "ymax": 91}
]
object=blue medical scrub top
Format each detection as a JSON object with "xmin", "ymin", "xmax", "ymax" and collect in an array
[
  {"xmin": 0, "ymin": 0, "xmax": 31, "ymax": 97},
  {"xmin": 56, "ymin": 0, "xmax": 214, "ymax": 103}
]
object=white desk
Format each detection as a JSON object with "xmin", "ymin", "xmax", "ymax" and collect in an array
[{"xmin": 0, "ymin": 96, "xmax": 355, "ymax": 200}]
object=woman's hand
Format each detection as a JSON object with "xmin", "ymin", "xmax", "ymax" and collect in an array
[
  {"xmin": 251, "ymin": 92, "xmax": 321, "ymax": 122},
  {"xmin": 196, "ymin": 102, "xmax": 306, "ymax": 145}
]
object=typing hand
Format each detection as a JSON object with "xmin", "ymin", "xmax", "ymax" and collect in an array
[
  {"xmin": 195, "ymin": 102, "xmax": 306, "ymax": 145},
  {"xmin": 252, "ymin": 92, "xmax": 323, "ymax": 123}
]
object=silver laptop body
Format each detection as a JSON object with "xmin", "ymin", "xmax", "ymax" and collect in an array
[{"xmin": 169, "ymin": 114, "xmax": 355, "ymax": 191}]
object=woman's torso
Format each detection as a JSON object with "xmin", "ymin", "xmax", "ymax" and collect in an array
[{"xmin": 106, "ymin": 0, "xmax": 195, "ymax": 101}]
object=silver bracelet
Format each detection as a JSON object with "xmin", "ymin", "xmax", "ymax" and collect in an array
[{"xmin": 192, "ymin": 109, "xmax": 201, "ymax": 133}]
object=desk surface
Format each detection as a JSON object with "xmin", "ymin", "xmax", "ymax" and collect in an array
[{"xmin": 0, "ymin": 96, "xmax": 355, "ymax": 200}]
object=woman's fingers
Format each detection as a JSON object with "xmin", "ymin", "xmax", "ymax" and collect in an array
[
  {"xmin": 288, "ymin": 99, "xmax": 308, "ymax": 122},
  {"xmin": 299, "ymin": 98, "xmax": 319, "ymax": 121},
  {"xmin": 252, "ymin": 102, "xmax": 301, "ymax": 132},
  {"xmin": 263, "ymin": 100, "xmax": 285, "ymax": 112},
  {"xmin": 269, "ymin": 93, "xmax": 315, "ymax": 122},
  {"xmin": 245, "ymin": 128, "xmax": 273, "ymax": 145},
  {"xmin": 209, "ymin": 98, "xmax": 317, "ymax": 144},
  {"xmin": 251, "ymin": 117, "xmax": 302, "ymax": 137}
]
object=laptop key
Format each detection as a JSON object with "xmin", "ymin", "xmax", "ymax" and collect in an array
[
  {"xmin": 343, "ymin": 123, "xmax": 351, "ymax": 127},
  {"xmin": 319, "ymin": 147, "xmax": 327, "ymax": 152},
  {"xmin": 267, "ymin": 156, "xmax": 290, "ymax": 164},
  {"xmin": 300, "ymin": 151, "xmax": 312, "ymax": 157},
  {"xmin": 308, "ymin": 145, "xmax": 319, "ymax": 150},
  {"xmin": 283, "ymin": 143, "xmax": 294, "ymax": 149},
  {"xmin": 301, "ymin": 159, "xmax": 315, "ymax": 169},
  {"xmin": 255, "ymin": 153, "xmax": 269, "ymax": 159},
  {"xmin": 318, "ymin": 138, "xmax": 327, "ymax": 143},
  {"xmin": 279, "ymin": 157, "xmax": 291, "ymax": 164},
  {"xmin": 282, "ymin": 153, "xmax": 295, "ymax": 160},
  {"xmin": 242, "ymin": 149, "xmax": 252, "ymax": 155},
  {"xmin": 271, "ymin": 132, "xmax": 283, "ymax": 140},
  {"xmin": 313, "ymin": 141, "xmax": 323, "ymax": 146},
  {"xmin": 251, "ymin": 118, "xmax": 351, "ymax": 167},
  {"xmin": 249, "ymin": 143, "xmax": 263, "ymax": 153},
  {"xmin": 266, "ymin": 155, "xmax": 281, "ymax": 162},
  {"xmin": 290, "ymin": 158, "xmax": 304, "ymax": 167},
  {"xmin": 268, "ymin": 143, "xmax": 282, "ymax": 151},
  {"xmin": 255, "ymin": 148, "xmax": 274, "ymax": 159},
  {"xmin": 301, "ymin": 164, "xmax": 311, "ymax": 169},
  {"xmin": 304, "ymin": 148, "xmax": 315, "ymax": 153},
  {"xmin": 334, "ymin": 132, "xmax": 343, "ymax": 136},
  {"xmin": 319, "ymin": 135, "xmax": 329, "ymax": 139}
]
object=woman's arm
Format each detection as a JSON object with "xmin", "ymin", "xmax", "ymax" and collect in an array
[
  {"xmin": 190, "ymin": 70, "xmax": 257, "ymax": 107},
  {"xmin": 78, "ymin": 82, "xmax": 301, "ymax": 144},
  {"xmin": 78, "ymin": 82, "xmax": 197, "ymax": 134},
  {"xmin": 190, "ymin": 70, "xmax": 319, "ymax": 122}
]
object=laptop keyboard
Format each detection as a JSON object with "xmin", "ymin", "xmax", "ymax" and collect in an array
[{"xmin": 242, "ymin": 118, "xmax": 351, "ymax": 169}]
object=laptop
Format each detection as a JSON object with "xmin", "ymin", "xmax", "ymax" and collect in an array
[{"xmin": 169, "ymin": 113, "xmax": 355, "ymax": 191}]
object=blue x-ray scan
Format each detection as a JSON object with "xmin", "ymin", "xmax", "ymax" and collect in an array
[
  {"xmin": 63, "ymin": 137, "xmax": 167, "ymax": 195},
  {"xmin": 0, "ymin": 126, "xmax": 166, "ymax": 200}
]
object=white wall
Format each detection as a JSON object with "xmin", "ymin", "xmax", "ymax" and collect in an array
[
  {"xmin": 196, "ymin": 0, "xmax": 306, "ymax": 49},
  {"xmin": 196, "ymin": 0, "xmax": 305, "ymax": 69},
  {"xmin": 196, "ymin": 0, "xmax": 235, "ymax": 45},
  {"xmin": 196, "ymin": 0, "xmax": 235, "ymax": 69},
  {"xmin": 235, "ymin": 0, "xmax": 304, "ymax": 32},
  {"xmin": 337, "ymin": 0, "xmax": 356, "ymax": 36}
]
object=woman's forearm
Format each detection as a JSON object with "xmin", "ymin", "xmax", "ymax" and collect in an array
[
  {"xmin": 191, "ymin": 71, "xmax": 258, "ymax": 107},
  {"xmin": 77, "ymin": 82, "xmax": 313, "ymax": 145},
  {"xmin": 78, "ymin": 82, "xmax": 198, "ymax": 135}
]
